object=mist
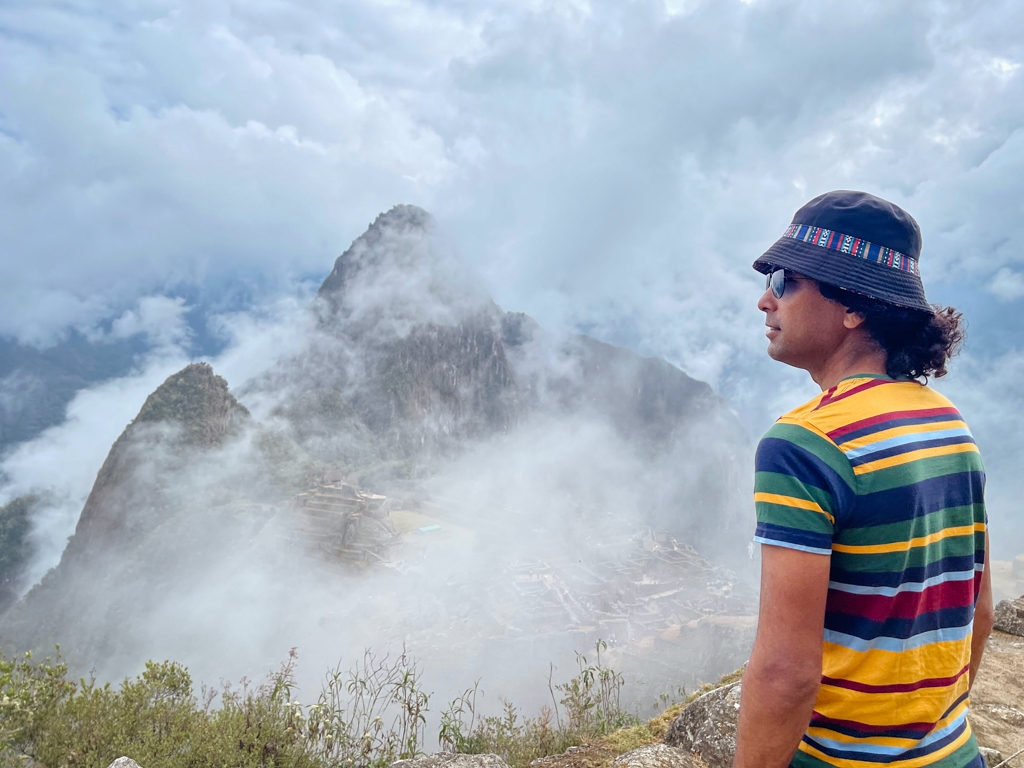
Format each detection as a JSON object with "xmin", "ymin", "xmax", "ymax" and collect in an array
[{"xmin": 0, "ymin": 212, "xmax": 756, "ymax": 727}]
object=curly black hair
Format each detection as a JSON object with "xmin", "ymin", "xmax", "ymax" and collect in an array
[{"xmin": 817, "ymin": 283, "xmax": 966, "ymax": 382}]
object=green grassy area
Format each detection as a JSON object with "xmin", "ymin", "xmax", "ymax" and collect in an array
[{"xmin": 0, "ymin": 641, "xmax": 741, "ymax": 768}]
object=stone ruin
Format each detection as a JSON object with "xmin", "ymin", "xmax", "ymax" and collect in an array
[{"xmin": 259, "ymin": 478, "xmax": 758, "ymax": 695}]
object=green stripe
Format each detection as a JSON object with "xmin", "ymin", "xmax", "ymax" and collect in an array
[
  {"xmin": 756, "ymin": 503, "xmax": 834, "ymax": 534},
  {"xmin": 766, "ymin": 422, "xmax": 856, "ymax": 487},
  {"xmin": 832, "ymin": 531, "xmax": 976, "ymax": 573},
  {"xmin": 927, "ymin": 733, "xmax": 980, "ymax": 768},
  {"xmin": 853, "ymin": 450, "xmax": 985, "ymax": 494},
  {"xmin": 755, "ymin": 471, "xmax": 836, "ymax": 511},
  {"xmin": 836, "ymin": 505, "xmax": 982, "ymax": 546},
  {"xmin": 791, "ymin": 727, "xmax": 979, "ymax": 768}
]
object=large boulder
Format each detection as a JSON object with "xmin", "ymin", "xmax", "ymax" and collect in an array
[
  {"xmin": 993, "ymin": 597, "xmax": 1024, "ymax": 637},
  {"xmin": 663, "ymin": 682, "xmax": 741, "ymax": 768},
  {"xmin": 392, "ymin": 754, "xmax": 510, "ymax": 768},
  {"xmin": 978, "ymin": 746, "xmax": 1003, "ymax": 766},
  {"xmin": 611, "ymin": 744, "xmax": 696, "ymax": 768}
]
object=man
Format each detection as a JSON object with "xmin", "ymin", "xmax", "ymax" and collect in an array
[{"xmin": 733, "ymin": 191, "xmax": 995, "ymax": 768}]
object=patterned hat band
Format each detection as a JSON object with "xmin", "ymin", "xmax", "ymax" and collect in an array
[{"xmin": 782, "ymin": 223, "xmax": 920, "ymax": 276}]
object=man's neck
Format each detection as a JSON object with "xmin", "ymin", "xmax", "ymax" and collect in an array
[{"xmin": 809, "ymin": 345, "xmax": 887, "ymax": 392}]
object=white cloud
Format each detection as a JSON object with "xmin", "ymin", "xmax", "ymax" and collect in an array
[
  {"xmin": 0, "ymin": 344, "xmax": 191, "ymax": 586},
  {"xmin": 2, "ymin": 0, "xmax": 1024, "ymax": 552},
  {"xmin": 111, "ymin": 295, "xmax": 192, "ymax": 349},
  {"xmin": 988, "ymin": 267, "xmax": 1024, "ymax": 301}
]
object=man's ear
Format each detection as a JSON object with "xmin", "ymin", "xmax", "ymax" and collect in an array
[{"xmin": 843, "ymin": 309, "xmax": 867, "ymax": 330}]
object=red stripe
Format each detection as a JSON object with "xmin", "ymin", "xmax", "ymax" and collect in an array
[
  {"xmin": 826, "ymin": 406, "xmax": 961, "ymax": 440},
  {"xmin": 810, "ymin": 712, "xmax": 935, "ymax": 734},
  {"xmin": 827, "ymin": 578, "xmax": 976, "ymax": 621},
  {"xmin": 814, "ymin": 378, "xmax": 891, "ymax": 411},
  {"xmin": 820, "ymin": 665, "xmax": 969, "ymax": 694}
]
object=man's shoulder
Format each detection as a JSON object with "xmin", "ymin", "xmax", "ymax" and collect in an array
[
  {"xmin": 784, "ymin": 376, "xmax": 964, "ymax": 443},
  {"xmin": 757, "ymin": 413, "xmax": 854, "ymax": 488},
  {"xmin": 758, "ymin": 377, "xmax": 969, "ymax": 480}
]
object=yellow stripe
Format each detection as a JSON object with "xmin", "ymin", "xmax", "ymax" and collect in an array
[
  {"xmin": 852, "ymin": 442, "xmax": 979, "ymax": 475},
  {"xmin": 798, "ymin": 721, "xmax": 971, "ymax": 768},
  {"xmin": 831, "ymin": 523, "xmax": 975, "ymax": 554},
  {"xmin": 840, "ymin": 420, "xmax": 967, "ymax": 454},
  {"xmin": 754, "ymin": 492, "xmax": 835, "ymax": 524},
  {"xmin": 805, "ymin": 728, "xmax": 918, "ymax": 749},
  {"xmin": 973, "ymin": 521, "xmax": 986, "ymax": 532},
  {"xmin": 791, "ymin": 380, "xmax": 956, "ymax": 437},
  {"xmin": 820, "ymin": 639, "xmax": 971, "ymax": 687},
  {"xmin": 813, "ymin": 680, "xmax": 970, "ymax": 726}
]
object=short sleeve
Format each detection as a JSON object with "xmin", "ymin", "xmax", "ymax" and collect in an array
[{"xmin": 753, "ymin": 422, "xmax": 852, "ymax": 556}]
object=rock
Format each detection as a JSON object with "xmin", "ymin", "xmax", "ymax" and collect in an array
[
  {"xmin": 611, "ymin": 744, "xmax": 697, "ymax": 768},
  {"xmin": 107, "ymin": 758, "xmax": 143, "ymax": 768},
  {"xmin": 993, "ymin": 597, "xmax": 1024, "ymax": 636},
  {"xmin": 663, "ymin": 681, "xmax": 742, "ymax": 768},
  {"xmin": 529, "ymin": 745, "xmax": 596, "ymax": 767},
  {"xmin": 391, "ymin": 754, "xmax": 510, "ymax": 768},
  {"xmin": 979, "ymin": 746, "xmax": 1003, "ymax": 766}
]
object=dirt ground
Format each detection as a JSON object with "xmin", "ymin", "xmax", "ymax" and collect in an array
[{"xmin": 971, "ymin": 630, "xmax": 1024, "ymax": 766}]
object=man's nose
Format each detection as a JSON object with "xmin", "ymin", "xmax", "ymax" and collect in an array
[{"xmin": 758, "ymin": 287, "xmax": 777, "ymax": 313}]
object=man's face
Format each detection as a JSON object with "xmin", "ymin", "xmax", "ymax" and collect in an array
[{"xmin": 757, "ymin": 270, "xmax": 852, "ymax": 371}]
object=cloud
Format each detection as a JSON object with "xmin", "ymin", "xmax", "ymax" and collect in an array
[
  {"xmin": 987, "ymin": 267, "xmax": 1024, "ymax": 301},
  {"xmin": 1, "ymin": 2, "xmax": 1024, "ymax": 560},
  {"xmin": 0, "ymin": 343, "xmax": 191, "ymax": 588},
  {"xmin": 110, "ymin": 295, "xmax": 192, "ymax": 349}
]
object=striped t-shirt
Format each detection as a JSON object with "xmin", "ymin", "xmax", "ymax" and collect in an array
[{"xmin": 754, "ymin": 374, "xmax": 987, "ymax": 768}]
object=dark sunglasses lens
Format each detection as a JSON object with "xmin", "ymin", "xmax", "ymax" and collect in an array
[{"xmin": 770, "ymin": 269, "xmax": 785, "ymax": 298}]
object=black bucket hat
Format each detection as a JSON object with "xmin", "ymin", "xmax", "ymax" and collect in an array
[{"xmin": 753, "ymin": 190, "xmax": 931, "ymax": 312}]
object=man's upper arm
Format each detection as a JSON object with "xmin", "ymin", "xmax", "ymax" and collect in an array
[
  {"xmin": 751, "ymin": 422, "xmax": 847, "ymax": 666},
  {"xmin": 756, "ymin": 543, "xmax": 831, "ymax": 665},
  {"xmin": 753, "ymin": 422, "xmax": 850, "ymax": 555}
]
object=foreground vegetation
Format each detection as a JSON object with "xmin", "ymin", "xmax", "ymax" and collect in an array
[{"xmin": 0, "ymin": 641, "xmax": 735, "ymax": 768}]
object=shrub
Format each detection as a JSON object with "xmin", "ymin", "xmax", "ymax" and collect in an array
[
  {"xmin": 1, "ymin": 648, "xmax": 316, "ymax": 768},
  {"xmin": 438, "ymin": 640, "xmax": 639, "ymax": 768},
  {"xmin": 0, "ymin": 640, "xmax": 649, "ymax": 768}
]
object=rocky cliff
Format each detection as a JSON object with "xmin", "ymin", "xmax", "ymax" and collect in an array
[
  {"xmin": 0, "ymin": 205, "xmax": 753, "ymax": 680},
  {"xmin": 0, "ymin": 363, "xmax": 268, "ymax": 666},
  {"xmin": 60, "ymin": 363, "xmax": 249, "ymax": 564}
]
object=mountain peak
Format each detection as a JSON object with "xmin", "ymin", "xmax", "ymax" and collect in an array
[
  {"xmin": 317, "ymin": 205, "xmax": 435, "ymax": 300},
  {"xmin": 52, "ymin": 363, "xmax": 248, "ymax": 564},
  {"xmin": 134, "ymin": 363, "xmax": 249, "ymax": 447}
]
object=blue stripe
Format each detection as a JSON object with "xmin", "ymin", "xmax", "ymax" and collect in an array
[
  {"xmin": 846, "ymin": 472, "xmax": 984, "ymax": 527},
  {"xmin": 753, "ymin": 535, "xmax": 832, "ymax": 556},
  {"xmin": 828, "ymin": 568, "xmax": 976, "ymax": 596},
  {"xmin": 806, "ymin": 707, "xmax": 966, "ymax": 757},
  {"xmin": 890, "ymin": 717, "xmax": 968, "ymax": 761},
  {"xmin": 803, "ymin": 717, "xmax": 967, "ymax": 763},
  {"xmin": 755, "ymin": 522, "xmax": 832, "ymax": 552},
  {"xmin": 823, "ymin": 623, "xmax": 972, "ymax": 653},
  {"xmin": 812, "ymin": 691, "xmax": 972, "ymax": 743},
  {"xmin": 833, "ymin": 412, "xmax": 965, "ymax": 446},
  {"xmin": 830, "ymin": 554, "xmax": 978, "ymax": 589},
  {"xmin": 826, "ymin": 604, "xmax": 975, "ymax": 641},
  {"xmin": 848, "ymin": 434, "xmax": 976, "ymax": 467},
  {"xmin": 811, "ymin": 720, "xmax": 931, "ymax": 741},
  {"xmin": 756, "ymin": 435, "xmax": 855, "ymax": 517},
  {"xmin": 844, "ymin": 427, "xmax": 974, "ymax": 461}
]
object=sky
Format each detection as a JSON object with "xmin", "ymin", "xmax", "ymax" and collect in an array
[{"xmin": 2, "ymin": 0, "xmax": 1024, "ymax": 556}]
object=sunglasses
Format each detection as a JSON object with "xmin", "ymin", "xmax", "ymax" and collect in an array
[{"xmin": 765, "ymin": 268, "xmax": 813, "ymax": 299}]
